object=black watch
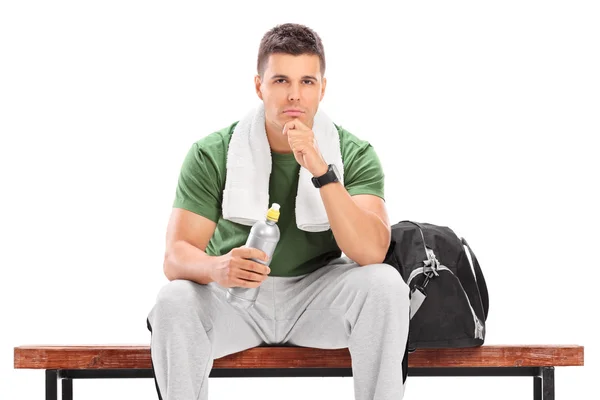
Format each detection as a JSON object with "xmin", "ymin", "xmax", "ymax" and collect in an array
[{"xmin": 311, "ymin": 164, "xmax": 341, "ymax": 188}]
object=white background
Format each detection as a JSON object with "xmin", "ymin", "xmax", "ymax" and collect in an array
[{"xmin": 1, "ymin": 1, "xmax": 598, "ymax": 399}]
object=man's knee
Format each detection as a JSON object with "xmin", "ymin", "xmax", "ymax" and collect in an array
[
  {"xmin": 149, "ymin": 280, "xmax": 208, "ymax": 323},
  {"xmin": 355, "ymin": 263, "xmax": 409, "ymax": 300}
]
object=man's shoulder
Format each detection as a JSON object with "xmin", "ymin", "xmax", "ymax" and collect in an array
[
  {"xmin": 334, "ymin": 123, "xmax": 375, "ymax": 157},
  {"xmin": 193, "ymin": 121, "xmax": 239, "ymax": 155}
]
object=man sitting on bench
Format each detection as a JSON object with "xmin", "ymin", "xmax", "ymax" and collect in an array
[{"xmin": 146, "ymin": 22, "xmax": 410, "ymax": 400}]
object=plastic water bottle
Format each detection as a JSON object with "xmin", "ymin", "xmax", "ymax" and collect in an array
[{"xmin": 226, "ymin": 203, "xmax": 281, "ymax": 309}]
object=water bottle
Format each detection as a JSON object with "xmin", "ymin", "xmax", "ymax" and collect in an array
[{"xmin": 226, "ymin": 203, "xmax": 281, "ymax": 309}]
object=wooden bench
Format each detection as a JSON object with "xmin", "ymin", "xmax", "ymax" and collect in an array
[{"xmin": 14, "ymin": 344, "xmax": 583, "ymax": 400}]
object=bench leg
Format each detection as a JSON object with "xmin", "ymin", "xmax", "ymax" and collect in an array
[
  {"xmin": 46, "ymin": 370, "xmax": 73, "ymax": 400},
  {"xmin": 62, "ymin": 378, "xmax": 73, "ymax": 400},
  {"xmin": 46, "ymin": 370, "xmax": 57, "ymax": 400},
  {"xmin": 534, "ymin": 367, "xmax": 555, "ymax": 400}
]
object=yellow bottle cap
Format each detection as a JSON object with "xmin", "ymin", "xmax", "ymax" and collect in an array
[{"xmin": 266, "ymin": 203, "xmax": 281, "ymax": 222}]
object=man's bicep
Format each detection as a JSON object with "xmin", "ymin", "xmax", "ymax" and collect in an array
[
  {"xmin": 351, "ymin": 194, "xmax": 391, "ymax": 230},
  {"xmin": 166, "ymin": 208, "xmax": 217, "ymax": 252}
]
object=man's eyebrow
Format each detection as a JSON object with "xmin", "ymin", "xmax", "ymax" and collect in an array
[{"xmin": 270, "ymin": 74, "xmax": 318, "ymax": 81}]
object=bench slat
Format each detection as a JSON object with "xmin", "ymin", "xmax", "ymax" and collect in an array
[{"xmin": 14, "ymin": 345, "xmax": 584, "ymax": 370}]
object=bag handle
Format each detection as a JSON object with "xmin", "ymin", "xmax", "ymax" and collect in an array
[
  {"xmin": 461, "ymin": 238, "xmax": 489, "ymax": 320},
  {"xmin": 398, "ymin": 220, "xmax": 430, "ymax": 264}
]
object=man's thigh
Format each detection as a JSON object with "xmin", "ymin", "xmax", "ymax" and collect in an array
[
  {"xmin": 148, "ymin": 279, "xmax": 277, "ymax": 358},
  {"xmin": 275, "ymin": 259, "xmax": 405, "ymax": 347}
]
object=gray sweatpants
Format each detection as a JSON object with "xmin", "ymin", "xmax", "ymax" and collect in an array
[{"xmin": 146, "ymin": 257, "xmax": 410, "ymax": 400}]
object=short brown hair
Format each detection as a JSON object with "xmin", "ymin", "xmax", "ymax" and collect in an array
[{"xmin": 257, "ymin": 23, "xmax": 326, "ymax": 79}]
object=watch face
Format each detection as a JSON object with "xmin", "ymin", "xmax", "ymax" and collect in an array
[
  {"xmin": 331, "ymin": 164, "xmax": 340, "ymax": 180},
  {"xmin": 313, "ymin": 164, "xmax": 341, "ymax": 188}
]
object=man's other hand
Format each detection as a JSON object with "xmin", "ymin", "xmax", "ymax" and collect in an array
[{"xmin": 212, "ymin": 247, "xmax": 271, "ymax": 288}]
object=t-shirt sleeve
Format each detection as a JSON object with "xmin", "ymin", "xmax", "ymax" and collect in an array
[
  {"xmin": 172, "ymin": 142, "xmax": 222, "ymax": 223},
  {"xmin": 343, "ymin": 144, "xmax": 386, "ymax": 200}
]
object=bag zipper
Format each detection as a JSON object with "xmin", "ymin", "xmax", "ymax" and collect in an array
[{"xmin": 401, "ymin": 220, "xmax": 483, "ymax": 340}]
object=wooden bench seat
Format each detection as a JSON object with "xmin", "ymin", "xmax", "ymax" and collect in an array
[{"xmin": 14, "ymin": 344, "xmax": 584, "ymax": 400}]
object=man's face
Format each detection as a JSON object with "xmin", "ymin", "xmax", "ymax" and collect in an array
[{"xmin": 255, "ymin": 53, "xmax": 326, "ymax": 131}]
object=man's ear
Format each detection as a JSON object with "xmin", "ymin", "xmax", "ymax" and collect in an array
[
  {"xmin": 254, "ymin": 75, "xmax": 263, "ymax": 100},
  {"xmin": 320, "ymin": 76, "xmax": 327, "ymax": 101}
]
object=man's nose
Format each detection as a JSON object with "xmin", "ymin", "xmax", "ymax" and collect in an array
[{"xmin": 287, "ymin": 83, "xmax": 301, "ymax": 101}]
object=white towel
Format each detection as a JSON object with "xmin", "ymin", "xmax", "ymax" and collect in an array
[{"xmin": 222, "ymin": 102, "xmax": 344, "ymax": 232}]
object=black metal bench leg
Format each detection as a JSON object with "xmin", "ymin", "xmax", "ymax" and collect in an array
[
  {"xmin": 534, "ymin": 367, "xmax": 555, "ymax": 400},
  {"xmin": 62, "ymin": 377, "xmax": 73, "ymax": 400},
  {"xmin": 46, "ymin": 370, "xmax": 58, "ymax": 400},
  {"xmin": 542, "ymin": 367, "xmax": 555, "ymax": 400},
  {"xmin": 534, "ymin": 375, "xmax": 542, "ymax": 400}
]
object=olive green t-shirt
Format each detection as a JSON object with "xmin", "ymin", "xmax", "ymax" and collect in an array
[{"xmin": 173, "ymin": 121, "xmax": 385, "ymax": 277}]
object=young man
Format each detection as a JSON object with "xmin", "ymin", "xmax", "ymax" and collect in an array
[{"xmin": 147, "ymin": 23, "xmax": 410, "ymax": 400}]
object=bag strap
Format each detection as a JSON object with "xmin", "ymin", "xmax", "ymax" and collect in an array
[{"xmin": 461, "ymin": 238, "xmax": 489, "ymax": 320}]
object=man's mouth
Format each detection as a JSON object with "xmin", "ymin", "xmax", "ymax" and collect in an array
[{"xmin": 283, "ymin": 110, "xmax": 304, "ymax": 117}]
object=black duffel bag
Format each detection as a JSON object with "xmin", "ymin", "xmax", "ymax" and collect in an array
[{"xmin": 384, "ymin": 220, "xmax": 489, "ymax": 351}]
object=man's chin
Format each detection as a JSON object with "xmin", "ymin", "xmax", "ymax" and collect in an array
[{"xmin": 266, "ymin": 112, "xmax": 312, "ymax": 129}]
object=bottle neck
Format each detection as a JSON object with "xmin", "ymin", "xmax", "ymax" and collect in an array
[{"xmin": 265, "ymin": 218, "xmax": 277, "ymax": 225}]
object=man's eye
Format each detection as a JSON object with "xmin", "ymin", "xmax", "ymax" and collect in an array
[
  {"xmin": 275, "ymin": 79, "xmax": 287, "ymax": 83},
  {"xmin": 303, "ymin": 80, "xmax": 314, "ymax": 85}
]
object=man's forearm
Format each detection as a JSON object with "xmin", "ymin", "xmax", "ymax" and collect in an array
[
  {"xmin": 163, "ymin": 240, "xmax": 221, "ymax": 284},
  {"xmin": 319, "ymin": 182, "xmax": 390, "ymax": 266}
]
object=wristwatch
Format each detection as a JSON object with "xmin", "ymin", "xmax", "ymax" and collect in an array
[{"xmin": 311, "ymin": 164, "xmax": 341, "ymax": 188}]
